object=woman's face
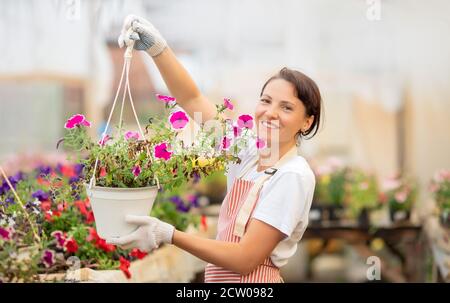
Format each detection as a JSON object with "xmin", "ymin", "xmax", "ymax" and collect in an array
[{"xmin": 255, "ymin": 78, "xmax": 314, "ymax": 148}]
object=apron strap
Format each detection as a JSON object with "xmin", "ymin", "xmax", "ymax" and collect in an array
[{"xmin": 233, "ymin": 146, "xmax": 298, "ymax": 238}]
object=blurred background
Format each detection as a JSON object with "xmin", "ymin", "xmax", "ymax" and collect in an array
[{"xmin": 1, "ymin": 0, "xmax": 449, "ymax": 282}]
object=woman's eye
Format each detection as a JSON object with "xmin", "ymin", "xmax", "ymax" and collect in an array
[
  {"xmin": 282, "ymin": 106, "xmax": 293, "ymax": 111},
  {"xmin": 260, "ymin": 99, "xmax": 270, "ymax": 104}
]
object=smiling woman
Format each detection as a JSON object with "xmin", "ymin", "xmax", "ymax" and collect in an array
[{"xmin": 107, "ymin": 14, "xmax": 323, "ymax": 283}]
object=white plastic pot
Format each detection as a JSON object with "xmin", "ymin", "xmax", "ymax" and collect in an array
[{"xmin": 84, "ymin": 184, "xmax": 158, "ymax": 239}]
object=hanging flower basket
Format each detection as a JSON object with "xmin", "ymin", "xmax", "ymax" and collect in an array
[
  {"xmin": 84, "ymin": 185, "xmax": 158, "ymax": 238},
  {"xmin": 57, "ymin": 42, "xmax": 255, "ymax": 240}
]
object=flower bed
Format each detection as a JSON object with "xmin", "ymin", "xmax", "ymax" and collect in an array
[{"xmin": 1, "ymin": 95, "xmax": 257, "ymax": 282}]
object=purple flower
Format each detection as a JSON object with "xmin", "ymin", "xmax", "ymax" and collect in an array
[
  {"xmin": 37, "ymin": 165, "xmax": 51, "ymax": 176},
  {"xmin": 188, "ymin": 195, "xmax": 199, "ymax": 208},
  {"xmin": 169, "ymin": 111, "xmax": 189, "ymax": 130},
  {"xmin": 74, "ymin": 164, "xmax": 84, "ymax": 176},
  {"xmin": 132, "ymin": 165, "xmax": 141, "ymax": 177},
  {"xmin": 69, "ymin": 177, "xmax": 80, "ymax": 184},
  {"xmin": 32, "ymin": 190, "xmax": 49, "ymax": 202},
  {"xmin": 223, "ymin": 98, "xmax": 234, "ymax": 110},
  {"xmin": 170, "ymin": 196, "xmax": 190, "ymax": 213},
  {"xmin": 5, "ymin": 197, "xmax": 15, "ymax": 206},
  {"xmin": 51, "ymin": 231, "xmax": 66, "ymax": 249},
  {"xmin": 55, "ymin": 163, "xmax": 63, "ymax": 175},
  {"xmin": 237, "ymin": 114, "xmax": 254, "ymax": 129},
  {"xmin": 0, "ymin": 227, "xmax": 12, "ymax": 240},
  {"xmin": 11, "ymin": 172, "xmax": 25, "ymax": 183},
  {"xmin": 192, "ymin": 171, "xmax": 201, "ymax": 184},
  {"xmin": 42, "ymin": 250, "xmax": 56, "ymax": 268}
]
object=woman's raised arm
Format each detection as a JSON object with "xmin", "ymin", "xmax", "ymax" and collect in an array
[{"xmin": 119, "ymin": 14, "xmax": 217, "ymax": 123}]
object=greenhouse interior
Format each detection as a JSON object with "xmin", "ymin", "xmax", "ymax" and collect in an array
[{"xmin": 0, "ymin": 0, "xmax": 449, "ymax": 284}]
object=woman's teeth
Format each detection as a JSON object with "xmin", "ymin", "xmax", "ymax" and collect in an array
[{"xmin": 261, "ymin": 121, "xmax": 279, "ymax": 129}]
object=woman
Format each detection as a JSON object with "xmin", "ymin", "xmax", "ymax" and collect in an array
[{"xmin": 107, "ymin": 15, "xmax": 322, "ymax": 283}]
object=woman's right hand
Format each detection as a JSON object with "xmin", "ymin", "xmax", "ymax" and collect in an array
[{"xmin": 118, "ymin": 14, "xmax": 167, "ymax": 57}]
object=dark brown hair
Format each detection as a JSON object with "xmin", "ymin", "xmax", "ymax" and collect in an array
[{"xmin": 260, "ymin": 67, "xmax": 322, "ymax": 139}]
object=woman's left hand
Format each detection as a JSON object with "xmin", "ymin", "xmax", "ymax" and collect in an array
[{"xmin": 106, "ymin": 215, "xmax": 174, "ymax": 252}]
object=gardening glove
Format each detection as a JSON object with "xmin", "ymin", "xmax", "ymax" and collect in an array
[
  {"xmin": 106, "ymin": 215, "xmax": 174, "ymax": 252},
  {"xmin": 118, "ymin": 14, "xmax": 168, "ymax": 57}
]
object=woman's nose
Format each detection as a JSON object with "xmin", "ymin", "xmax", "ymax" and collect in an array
[{"xmin": 264, "ymin": 105, "xmax": 279, "ymax": 119}]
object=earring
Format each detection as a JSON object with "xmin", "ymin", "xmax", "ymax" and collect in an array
[{"xmin": 295, "ymin": 132, "xmax": 301, "ymax": 146}]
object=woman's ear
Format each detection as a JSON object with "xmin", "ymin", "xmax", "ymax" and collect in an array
[{"xmin": 303, "ymin": 115, "xmax": 314, "ymax": 132}]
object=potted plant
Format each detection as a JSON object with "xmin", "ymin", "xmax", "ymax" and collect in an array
[
  {"xmin": 429, "ymin": 169, "xmax": 450, "ymax": 228},
  {"xmin": 59, "ymin": 95, "xmax": 253, "ymax": 238},
  {"xmin": 379, "ymin": 174, "xmax": 416, "ymax": 224},
  {"xmin": 312, "ymin": 158, "xmax": 348, "ymax": 223},
  {"xmin": 0, "ymin": 161, "xmax": 205, "ymax": 282},
  {"xmin": 344, "ymin": 169, "xmax": 379, "ymax": 227}
]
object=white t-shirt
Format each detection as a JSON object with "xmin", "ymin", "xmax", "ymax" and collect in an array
[{"xmin": 225, "ymin": 141, "xmax": 316, "ymax": 268}]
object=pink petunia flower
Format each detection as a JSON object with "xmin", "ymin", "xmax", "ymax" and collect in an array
[
  {"xmin": 256, "ymin": 138, "xmax": 266, "ymax": 149},
  {"xmin": 98, "ymin": 134, "xmax": 111, "ymax": 146},
  {"xmin": 154, "ymin": 142, "xmax": 172, "ymax": 161},
  {"xmin": 155, "ymin": 94, "xmax": 176, "ymax": 103},
  {"xmin": 395, "ymin": 190, "xmax": 408, "ymax": 203},
  {"xmin": 223, "ymin": 98, "xmax": 234, "ymax": 110},
  {"xmin": 124, "ymin": 131, "xmax": 140, "ymax": 140},
  {"xmin": 222, "ymin": 137, "xmax": 231, "ymax": 150},
  {"xmin": 51, "ymin": 230, "xmax": 66, "ymax": 249},
  {"xmin": 42, "ymin": 250, "xmax": 55, "ymax": 268},
  {"xmin": 233, "ymin": 125, "xmax": 242, "ymax": 137},
  {"xmin": 169, "ymin": 111, "xmax": 189, "ymax": 130},
  {"xmin": 64, "ymin": 114, "xmax": 91, "ymax": 129},
  {"xmin": 0, "ymin": 227, "xmax": 12, "ymax": 240},
  {"xmin": 237, "ymin": 114, "xmax": 254, "ymax": 129},
  {"xmin": 132, "ymin": 165, "xmax": 141, "ymax": 177}
]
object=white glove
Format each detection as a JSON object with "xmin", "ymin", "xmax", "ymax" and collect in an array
[
  {"xmin": 118, "ymin": 14, "xmax": 168, "ymax": 57},
  {"xmin": 106, "ymin": 215, "xmax": 174, "ymax": 252}
]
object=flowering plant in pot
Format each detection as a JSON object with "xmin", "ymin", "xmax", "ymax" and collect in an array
[
  {"xmin": 379, "ymin": 174, "xmax": 417, "ymax": 223},
  {"xmin": 59, "ymin": 95, "xmax": 253, "ymax": 239},
  {"xmin": 0, "ymin": 162, "xmax": 204, "ymax": 281},
  {"xmin": 312, "ymin": 158, "xmax": 348, "ymax": 223},
  {"xmin": 429, "ymin": 169, "xmax": 450, "ymax": 228},
  {"xmin": 343, "ymin": 169, "xmax": 379, "ymax": 227}
]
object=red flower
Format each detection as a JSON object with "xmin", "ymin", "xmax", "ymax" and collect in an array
[
  {"xmin": 57, "ymin": 202, "xmax": 68, "ymax": 212},
  {"xmin": 41, "ymin": 201, "xmax": 52, "ymax": 211},
  {"xmin": 99, "ymin": 167, "xmax": 107, "ymax": 178},
  {"xmin": 86, "ymin": 227, "xmax": 99, "ymax": 242},
  {"xmin": 84, "ymin": 211, "xmax": 95, "ymax": 224},
  {"xmin": 44, "ymin": 212, "xmax": 54, "ymax": 222},
  {"xmin": 119, "ymin": 256, "xmax": 131, "ymax": 279},
  {"xmin": 37, "ymin": 177, "xmax": 51, "ymax": 186},
  {"xmin": 87, "ymin": 228, "xmax": 116, "ymax": 253},
  {"xmin": 60, "ymin": 165, "xmax": 76, "ymax": 178},
  {"xmin": 75, "ymin": 200, "xmax": 95, "ymax": 224},
  {"xmin": 65, "ymin": 238, "xmax": 79, "ymax": 253},
  {"xmin": 96, "ymin": 238, "xmax": 116, "ymax": 253},
  {"xmin": 201, "ymin": 215, "xmax": 208, "ymax": 231},
  {"xmin": 129, "ymin": 248, "xmax": 148, "ymax": 260}
]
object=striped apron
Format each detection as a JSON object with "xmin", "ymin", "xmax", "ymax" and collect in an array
[{"xmin": 204, "ymin": 146, "xmax": 298, "ymax": 283}]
